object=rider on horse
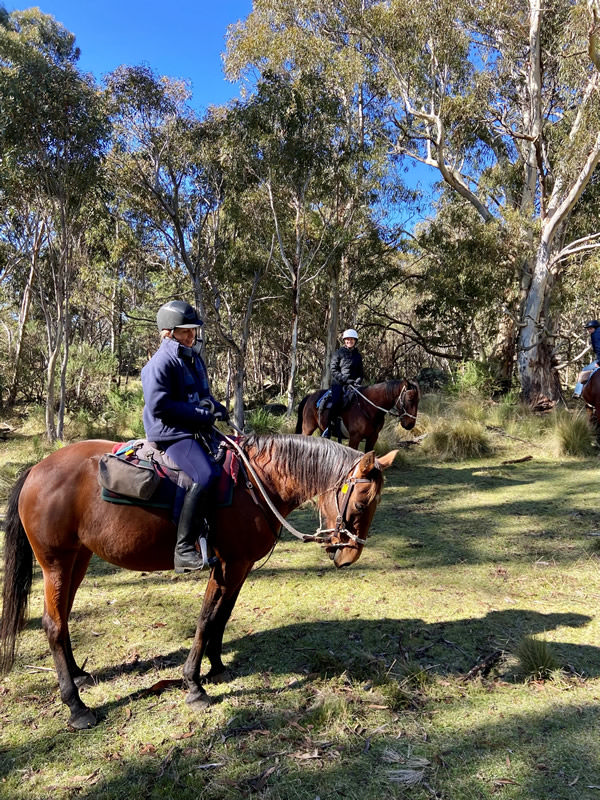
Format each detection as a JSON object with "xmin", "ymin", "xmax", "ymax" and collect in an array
[
  {"xmin": 141, "ymin": 300, "xmax": 229, "ymax": 572},
  {"xmin": 322, "ymin": 328, "xmax": 364, "ymax": 439},
  {"xmin": 574, "ymin": 319, "xmax": 600, "ymax": 398}
]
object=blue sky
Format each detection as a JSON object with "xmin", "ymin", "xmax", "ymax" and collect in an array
[{"xmin": 10, "ymin": 1, "xmax": 253, "ymax": 111}]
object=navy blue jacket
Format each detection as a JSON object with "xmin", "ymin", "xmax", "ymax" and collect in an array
[
  {"xmin": 330, "ymin": 346, "xmax": 364, "ymax": 386},
  {"xmin": 141, "ymin": 337, "xmax": 223, "ymax": 445},
  {"xmin": 591, "ymin": 327, "xmax": 600, "ymax": 361}
]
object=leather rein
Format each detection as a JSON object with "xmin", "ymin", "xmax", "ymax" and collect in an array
[{"xmin": 350, "ymin": 382, "xmax": 417, "ymax": 421}]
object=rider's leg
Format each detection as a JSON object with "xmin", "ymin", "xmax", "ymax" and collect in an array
[
  {"xmin": 323, "ymin": 385, "xmax": 342, "ymax": 438},
  {"xmin": 165, "ymin": 438, "xmax": 220, "ymax": 573}
]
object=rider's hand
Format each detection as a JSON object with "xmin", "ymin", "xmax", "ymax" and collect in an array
[
  {"xmin": 194, "ymin": 407, "xmax": 215, "ymax": 428},
  {"xmin": 213, "ymin": 402, "xmax": 230, "ymax": 422}
]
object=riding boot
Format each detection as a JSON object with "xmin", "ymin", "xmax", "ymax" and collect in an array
[
  {"xmin": 321, "ymin": 410, "xmax": 331, "ymax": 438},
  {"xmin": 174, "ymin": 483, "xmax": 217, "ymax": 573}
]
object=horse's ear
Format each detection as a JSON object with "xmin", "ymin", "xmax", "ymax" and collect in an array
[
  {"xmin": 375, "ymin": 450, "xmax": 399, "ymax": 471},
  {"xmin": 357, "ymin": 450, "xmax": 376, "ymax": 476}
]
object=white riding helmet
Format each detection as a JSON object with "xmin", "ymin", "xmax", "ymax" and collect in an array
[{"xmin": 342, "ymin": 328, "xmax": 359, "ymax": 340}]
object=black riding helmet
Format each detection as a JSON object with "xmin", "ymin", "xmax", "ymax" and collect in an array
[{"xmin": 156, "ymin": 300, "xmax": 203, "ymax": 332}]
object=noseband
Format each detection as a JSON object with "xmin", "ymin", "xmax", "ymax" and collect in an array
[
  {"xmin": 389, "ymin": 384, "xmax": 417, "ymax": 421},
  {"xmin": 313, "ymin": 457, "xmax": 375, "ymax": 549}
]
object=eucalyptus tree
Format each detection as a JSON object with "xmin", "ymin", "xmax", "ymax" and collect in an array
[
  {"xmin": 231, "ymin": 70, "xmax": 381, "ymax": 412},
  {"xmin": 106, "ymin": 65, "xmax": 226, "ymax": 356},
  {"xmin": 0, "ymin": 8, "xmax": 109, "ymax": 438},
  {"xmin": 227, "ymin": 0, "xmax": 600, "ymax": 406}
]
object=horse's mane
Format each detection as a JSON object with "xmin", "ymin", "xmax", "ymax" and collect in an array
[{"xmin": 242, "ymin": 434, "xmax": 363, "ymax": 497}]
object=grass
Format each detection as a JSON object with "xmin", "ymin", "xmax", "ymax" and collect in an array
[{"xmin": 2, "ymin": 396, "xmax": 600, "ymax": 798}]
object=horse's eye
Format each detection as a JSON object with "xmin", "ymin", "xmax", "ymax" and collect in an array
[{"xmin": 355, "ymin": 502, "xmax": 366, "ymax": 512}]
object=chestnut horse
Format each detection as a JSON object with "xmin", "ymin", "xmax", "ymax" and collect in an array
[
  {"xmin": 0, "ymin": 434, "xmax": 396, "ymax": 729},
  {"xmin": 296, "ymin": 379, "xmax": 420, "ymax": 450}
]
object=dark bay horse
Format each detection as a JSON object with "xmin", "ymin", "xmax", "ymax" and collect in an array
[
  {"xmin": 581, "ymin": 368, "xmax": 600, "ymax": 428},
  {"xmin": 296, "ymin": 379, "xmax": 420, "ymax": 450},
  {"xmin": 0, "ymin": 434, "xmax": 397, "ymax": 729}
]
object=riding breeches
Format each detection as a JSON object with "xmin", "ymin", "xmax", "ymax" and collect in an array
[{"xmin": 165, "ymin": 437, "xmax": 220, "ymax": 490}]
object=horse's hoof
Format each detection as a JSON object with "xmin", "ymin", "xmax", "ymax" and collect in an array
[
  {"xmin": 67, "ymin": 708, "xmax": 97, "ymax": 730},
  {"xmin": 185, "ymin": 690, "xmax": 214, "ymax": 711},
  {"xmin": 206, "ymin": 668, "xmax": 231, "ymax": 684},
  {"xmin": 74, "ymin": 672, "xmax": 95, "ymax": 688}
]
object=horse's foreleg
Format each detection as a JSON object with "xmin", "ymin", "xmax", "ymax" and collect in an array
[
  {"xmin": 65, "ymin": 550, "xmax": 94, "ymax": 687},
  {"xmin": 41, "ymin": 564, "xmax": 96, "ymax": 729},
  {"xmin": 182, "ymin": 561, "xmax": 250, "ymax": 710},
  {"xmin": 364, "ymin": 433, "xmax": 379, "ymax": 452},
  {"xmin": 204, "ymin": 582, "xmax": 246, "ymax": 681}
]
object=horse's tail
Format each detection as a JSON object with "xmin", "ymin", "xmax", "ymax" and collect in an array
[
  {"xmin": 0, "ymin": 468, "xmax": 34, "ymax": 675},
  {"xmin": 295, "ymin": 395, "xmax": 309, "ymax": 434}
]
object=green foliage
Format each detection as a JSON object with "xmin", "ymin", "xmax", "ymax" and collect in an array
[
  {"xmin": 446, "ymin": 360, "xmax": 498, "ymax": 398},
  {"xmin": 64, "ymin": 386, "xmax": 145, "ymax": 440}
]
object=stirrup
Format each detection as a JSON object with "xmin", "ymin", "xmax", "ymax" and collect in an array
[{"xmin": 174, "ymin": 546, "xmax": 205, "ymax": 573}]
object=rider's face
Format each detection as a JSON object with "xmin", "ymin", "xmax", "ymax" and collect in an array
[
  {"xmin": 344, "ymin": 337, "xmax": 357, "ymax": 348},
  {"xmin": 172, "ymin": 327, "xmax": 198, "ymax": 348}
]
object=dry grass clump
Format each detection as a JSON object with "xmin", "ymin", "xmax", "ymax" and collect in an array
[
  {"xmin": 423, "ymin": 418, "xmax": 492, "ymax": 461},
  {"xmin": 553, "ymin": 409, "xmax": 595, "ymax": 457}
]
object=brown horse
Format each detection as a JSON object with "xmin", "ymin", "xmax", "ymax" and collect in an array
[
  {"xmin": 296, "ymin": 379, "xmax": 420, "ymax": 450},
  {"xmin": 0, "ymin": 434, "xmax": 397, "ymax": 729},
  {"xmin": 581, "ymin": 368, "xmax": 600, "ymax": 428}
]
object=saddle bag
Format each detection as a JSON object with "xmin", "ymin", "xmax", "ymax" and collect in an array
[{"xmin": 98, "ymin": 453, "xmax": 161, "ymax": 500}]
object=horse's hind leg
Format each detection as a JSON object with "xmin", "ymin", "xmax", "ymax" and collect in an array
[
  {"xmin": 302, "ymin": 410, "xmax": 319, "ymax": 436},
  {"xmin": 41, "ymin": 561, "xmax": 96, "ymax": 729}
]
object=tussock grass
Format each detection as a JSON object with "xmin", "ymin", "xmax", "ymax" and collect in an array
[
  {"xmin": 423, "ymin": 418, "xmax": 492, "ymax": 460},
  {"xmin": 245, "ymin": 406, "xmax": 287, "ymax": 434},
  {"xmin": 515, "ymin": 635, "xmax": 560, "ymax": 681},
  {"xmin": 553, "ymin": 408, "xmax": 595, "ymax": 457}
]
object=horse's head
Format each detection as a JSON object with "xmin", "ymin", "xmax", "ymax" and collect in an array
[
  {"xmin": 320, "ymin": 449, "xmax": 398, "ymax": 568},
  {"xmin": 395, "ymin": 380, "xmax": 420, "ymax": 430}
]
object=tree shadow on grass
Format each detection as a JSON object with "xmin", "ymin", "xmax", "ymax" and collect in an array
[
  {"xmin": 2, "ymin": 610, "xmax": 599, "ymax": 800},
  {"xmin": 14, "ymin": 683, "xmax": 600, "ymax": 800}
]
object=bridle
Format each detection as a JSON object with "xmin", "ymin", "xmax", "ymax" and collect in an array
[
  {"xmin": 351, "ymin": 382, "xmax": 418, "ymax": 421},
  {"xmin": 312, "ymin": 457, "xmax": 376, "ymax": 549}
]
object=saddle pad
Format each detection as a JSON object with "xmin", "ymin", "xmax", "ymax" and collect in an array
[
  {"xmin": 100, "ymin": 446, "xmax": 239, "ymax": 512},
  {"xmin": 315, "ymin": 389, "xmax": 331, "ymax": 410}
]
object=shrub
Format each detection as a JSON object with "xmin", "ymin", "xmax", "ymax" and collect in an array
[{"xmin": 446, "ymin": 361, "xmax": 496, "ymax": 398}]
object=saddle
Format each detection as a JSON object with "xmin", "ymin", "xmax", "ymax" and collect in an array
[
  {"xmin": 577, "ymin": 366, "xmax": 599, "ymax": 386},
  {"xmin": 97, "ymin": 439, "xmax": 242, "ymax": 519},
  {"xmin": 315, "ymin": 386, "xmax": 356, "ymax": 411}
]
